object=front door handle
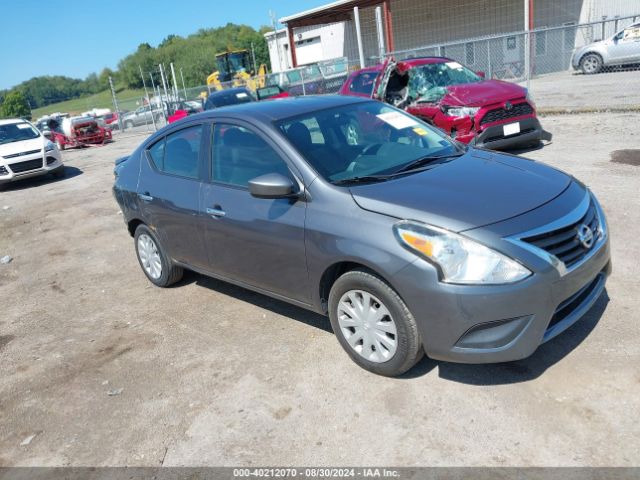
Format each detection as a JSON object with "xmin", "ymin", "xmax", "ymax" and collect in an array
[
  {"xmin": 206, "ymin": 207, "xmax": 226, "ymax": 218},
  {"xmin": 138, "ymin": 193, "xmax": 153, "ymax": 202}
]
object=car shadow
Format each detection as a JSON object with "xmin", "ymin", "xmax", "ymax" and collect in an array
[
  {"xmin": 401, "ymin": 290, "xmax": 610, "ymax": 384},
  {"xmin": 178, "ymin": 270, "xmax": 332, "ymax": 333},
  {"xmin": 503, "ymin": 141, "xmax": 547, "ymax": 156},
  {"xmin": 0, "ymin": 166, "xmax": 83, "ymax": 192},
  {"xmin": 180, "ymin": 270, "xmax": 609, "ymax": 384}
]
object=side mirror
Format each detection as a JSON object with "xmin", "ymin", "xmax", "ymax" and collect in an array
[
  {"xmin": 476, "ymin": 71, "xmax": 486, "ymax": 79},
  {"xmin": 248, "ymin": 173, "xmax": 297, "ymax": 199}
]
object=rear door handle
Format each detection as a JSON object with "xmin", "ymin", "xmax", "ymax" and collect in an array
[
  {"xmin": 206, "ymin": 207, "xmax": 226, "ymax": 218},
  {"xmin": 138, "ymin": 193, "xmax": 153, "ymax": 202}
]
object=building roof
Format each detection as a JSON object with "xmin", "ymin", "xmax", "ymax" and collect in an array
[{"xmin": 279, "ymin": 0, "xmax": 382, "ymax": 28}]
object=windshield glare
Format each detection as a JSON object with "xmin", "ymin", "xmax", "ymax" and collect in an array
[
  {"xmin": 0, "ymin": 122, "xmax": 41, "ymax": 145},
  {"xmin": 409, "ymin": 61, "xmax": 481, "ymax": 103},
  {"xmin": 277, "ymin": 102, "xmax": 459, "ymax": 184}
]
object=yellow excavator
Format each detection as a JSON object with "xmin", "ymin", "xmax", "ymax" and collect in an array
[{"xmin": 206, "ymin": 49, "xmax": 267, "ymax": 91}]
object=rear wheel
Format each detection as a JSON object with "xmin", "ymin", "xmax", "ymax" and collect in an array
[
  {"xmin": 328, "ymin": 269, "xmax": 423, "ymax": 377},
  {"xmin": 134, "ymin": 224, "xmax": 183, "ymax": 287},
  {"xmin": 580, "ymin": 53, "xmax": 602, "ymax": 74}
]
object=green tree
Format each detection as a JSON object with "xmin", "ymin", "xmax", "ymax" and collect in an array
[{"xmin": 0, "ymin": 90, "xmax": 31, "ymax": 119}]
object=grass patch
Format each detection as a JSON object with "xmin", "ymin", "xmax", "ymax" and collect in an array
[{"xmin": 31, "ymin": 88, "xmax": 147, "ymax": 118}]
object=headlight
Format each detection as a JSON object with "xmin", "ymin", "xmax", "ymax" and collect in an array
[
  {"xmin": 394, "ymin": 221, "xmax": 531, "ymax": 285},
  {"xmin": 525, "ymin": 89, "xmax": 536, "ymax": 108},
  {"xmin": 45, "ymin": 142, "xmax": 56, "ymax": 152},
  {"xmin": 443, "ymin": 106, "xmax": 480, "ymax": 118}
]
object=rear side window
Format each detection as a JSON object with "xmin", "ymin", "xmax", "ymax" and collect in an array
[
  {"xmin": 147, "ymin": 125, "xmax": 203, "ymax": 179},
  {"xmin": 349, "ymin": 72, "xmax": 377, "ymax": 95}
]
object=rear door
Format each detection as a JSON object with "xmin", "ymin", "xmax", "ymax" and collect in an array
[
  {"xmin": 200, "ymin": 120, "xmax": 310, "ymax": 303},
  {"xmin": 137, "ymin": 123, "xmax": 209, "ymax": 269}
]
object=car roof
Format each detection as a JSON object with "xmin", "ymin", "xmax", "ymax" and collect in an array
[
  {"xmin": 192, "ymin": 95, "xmax": 371, "ymax": 122},
  {"xmin": 0, "ymin": 118, "xmax": 30, "ymax": 126},
  {"xmin": 207, "ymin": 87, "xmax": 251, "ymax": 98},
  {"xmin": 398, "ymin": 56, "xmax": 451, "ymax": 67}
]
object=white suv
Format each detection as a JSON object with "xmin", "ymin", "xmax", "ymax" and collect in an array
[{"xmin": 0, "ymin": 118, "xmax": 64, "ymax": 186}]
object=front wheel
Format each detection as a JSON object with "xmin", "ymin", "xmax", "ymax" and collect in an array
[
  {"xmin": 580, "ymin": 53, "xmax": 602, "ymax": 74},
  {"xmin": 125, "ymin": 120, "xmax": 134, "ymax": 129},
  {"xmin": 328, "ymin": 269, "xmax": 424, "ymax": 376},
  {"xmin": 134, "ymin": 224, "xmax": 183, "ymax": 287}
]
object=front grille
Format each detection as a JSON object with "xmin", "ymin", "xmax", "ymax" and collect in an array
[
  {"xmin": 0, "ymin": 165, "xmax": 8, "ymax": 175},
  {"xmin": 548, "ymin": 273, "xmax": 603, "ymax": 330},
  {"xmin": 480, "ymin": 102, "xmax": 534, "ymax": 125},
  {"xmin": 3, "ymin": 149, "xmax": 41, "ymax": 159},
  {"xmin": 9, "ymin": 158, "xmax": 43, "ymax": 173},
  {"xmin": 522, "ymin": 200, "xmax": 600, "ymax": 268}
]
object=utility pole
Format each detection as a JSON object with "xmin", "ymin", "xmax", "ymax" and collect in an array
[
  {"xmin": 139, "ymin": 65, "xmax": 157, "ymax": 131},
  {"xmin": 108, "ymin": 76, "xmax": 123, "ymax": 131},
  {"xmin": 251, "ymin": 42, "xmax": 257, "ymax": 74},
  {"xmin": 180, "ymin": 68, "xmax": 188, "ymax": 100},
  {"xmin": 270, "ymin": 10, "xmax": 283, "ymax": 72},
  {"xmin": 170, "ymin": 63, "xmax": 179, "ymax": 100}
]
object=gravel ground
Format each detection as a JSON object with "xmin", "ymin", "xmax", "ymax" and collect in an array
[
  {"xmin": 519, "ymin": 69, "xmax": 640, "ymax": 111},
  {"xmin": 0, "ymin": 113, "xmax": 639, "ymax": 467}
]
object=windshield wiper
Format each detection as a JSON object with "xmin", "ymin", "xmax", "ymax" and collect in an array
[
  {"xmin": 392, "ymin": 152, "xmax": 465, "ymax": 175},
  {"xmin": 332, "ymin": 174, "xmax": 392, "ymax": 186}
]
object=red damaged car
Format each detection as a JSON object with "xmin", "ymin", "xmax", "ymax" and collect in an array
[{"xmin": 339, "ymin": 57, "xmax": 551, "ymax": 150}]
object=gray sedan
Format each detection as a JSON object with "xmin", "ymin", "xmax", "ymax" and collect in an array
[
  {"xmin": 572, "ymin": 22, "xmax": 640, "ymax": 74},
  {"xmin": 112, "ymin": 96, "xmax": 611, "ymax": 376}
]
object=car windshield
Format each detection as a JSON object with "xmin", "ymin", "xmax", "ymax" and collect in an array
[
  {"xmin": 0, "ymin": 122, "xmax": 41, "ymax": 145},
  {"xmin": 409, "ymin": 61, "xmax": 482, "ymax": 103},
  {"xmin": 276, "ymin": 101, "xmax": 461, "ymax": 184}
]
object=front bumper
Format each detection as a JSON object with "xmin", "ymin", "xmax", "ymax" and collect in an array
[
  {"xmin": 392, "ymin": 218, "xmax": 611, "ymax": 364},
  {"xmin": 0, "ymin": 151, "xmax": 63, "ymax": 184},
  {"xmin": 472, "ymin": 117, "xmax": 552, "ymax": 150}
]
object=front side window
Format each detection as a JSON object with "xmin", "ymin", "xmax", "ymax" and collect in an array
[
  {"xmin": 211, "ymin": 124, "xmax": 291, "ymax": 187},
  {"xmin": 622, "ymin": 25, "xmax": 640, "ymax": 41},
  {"xmin": 276, "ymin": 101, "xmax": 459, "ymax": 184},
  {"xmin": 147, "ymin": 125, "xmax": 203, "ymax": 178},
  {"xmin": 0, "ymin": 122, "xmax": 41, "ymax": 145}
]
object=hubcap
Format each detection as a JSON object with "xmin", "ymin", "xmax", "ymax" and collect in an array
[
  {"xmin": 337, "ymin": 290, "xmax": 398, "ymax": 363},
  {"xmin": 137, "ymin": 234, "xmax": 162, "ymax": 280},
  {"xmin": 584, "ymin": 57, "xmax": 598, "ymax": 73}
]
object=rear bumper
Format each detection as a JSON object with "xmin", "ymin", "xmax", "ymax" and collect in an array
[{"xmin": 472, "ymin": 117, "xmax": 552, "ymax": 150}]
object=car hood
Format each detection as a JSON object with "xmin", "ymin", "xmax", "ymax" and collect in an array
[
  {"xmin": 441, "ymin": 80, "xmax": 527, "ymax": 107},
  {"xmin": 0, "ymin": 137, "xmax": 45, "ymax": 158},
  {"xmin": 350, "ymin": 149, "xmax": 571, "ymax": 232}
]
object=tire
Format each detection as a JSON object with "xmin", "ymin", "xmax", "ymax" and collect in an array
[
  {"xmin": 125, "ymin": 120, "xmax": 134, "ymax": 129},
  {"xmin": 328, "ymin": 269, "xmax": 424, "ymax": 377},
  {"xmin": 580, "ymin": 53, "xmax": 603, "ymax": 74},
  {"xmin": 134, "ymin": 224, "xmax": 183, "ymax": 287}
]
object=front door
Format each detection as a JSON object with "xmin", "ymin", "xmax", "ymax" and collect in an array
[
  {"xmin": 609, "ymin": 25, "xmax": 640, "ymax": 63},
  {"xmin": 200, "ymin": 121, "xmax": 310, "ymax": 303}
]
